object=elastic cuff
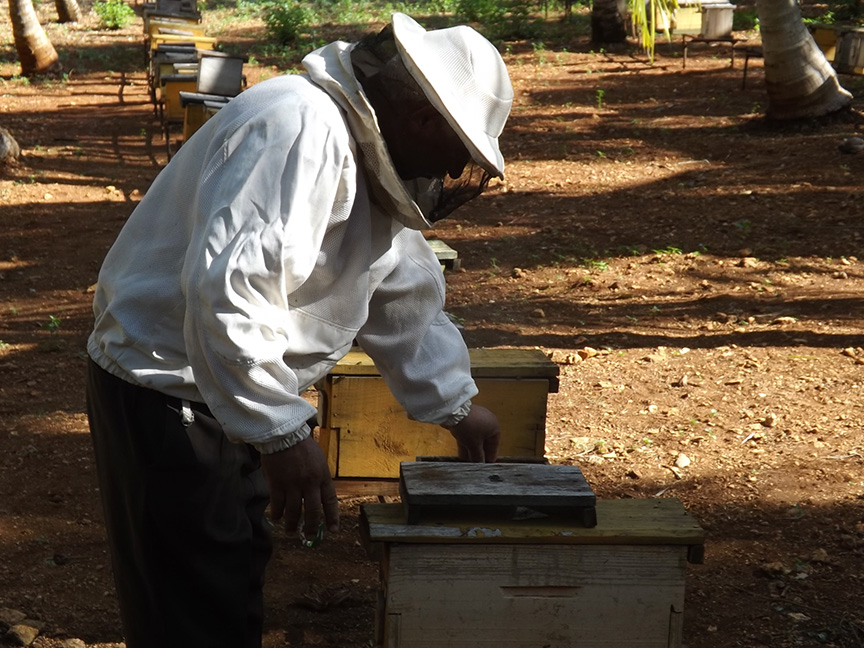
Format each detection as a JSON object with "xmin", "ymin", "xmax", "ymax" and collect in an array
[
  {"xmin": 440, "ymin": 400, "xmax": 472, "ymax": 429},
  {"xmin": 253, "ymin": 423, "xmax": 311, "ymax": 454}
]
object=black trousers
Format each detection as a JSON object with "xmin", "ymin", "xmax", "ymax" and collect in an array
[{"xmin": 86, "ymin": 359, "xmax": 272, "ymax": 648}]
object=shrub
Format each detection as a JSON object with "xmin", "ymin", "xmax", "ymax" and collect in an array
[
  {"xmin": 454, "ymin": 0, "xmax": 540, "ymax": 40},
  {"xmin": 455, "ymin": 0, "xmax": 502, "ymax": 22},
  {"xmin": 263, "ymin": 1, "xmax": 315, "ymax": 46},
  {"xmin": 732, "ymin": 7, "xmax": 759, "ymax": 31},
  {"xmin": 93, "ymin": 0, "xmax": 136, "ymax": 30}
]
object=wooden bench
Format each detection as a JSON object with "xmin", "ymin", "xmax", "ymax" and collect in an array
[
  {"xmin": 425, "ymin": 238, "xmax": 460, "ymax": 271},
  {"xmin": 682, "ymin": 33, "xmax": 740, "ymax": 68},
  {"xmin": 315, "ymin": 348, "xmax": 558, "ymax": 496},
  {"xmin": 737, "ymin": 44, "xmax": 763, "ymax": 89}
]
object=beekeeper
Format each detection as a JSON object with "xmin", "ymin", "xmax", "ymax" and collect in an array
[{"xmin": 85, "ymin": 13, "xmax": 512, "ymax": 647}]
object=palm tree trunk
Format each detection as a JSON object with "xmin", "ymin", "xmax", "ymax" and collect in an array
[
  {"xmin": 591, "ymin": 0, "xmax": 628, "ymax": 44},
  {"xmin": 8, "ymin": 0, "xmax": 60, "ymax": 75},
  {"xmin": 756, "ymin": 0, "xmax": 852, "ymax": 119},
  {"xmin": 55, "ymin": 0, "xmax": 81, "ymax": 23}
]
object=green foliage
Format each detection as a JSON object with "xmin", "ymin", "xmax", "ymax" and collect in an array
[
  {"xmin": 263, "ymin": 1, "xmax": 316, "ymax": 46},
  {"xmin": 44, "ymin": 315, "xmax": 62, "ymax": 333},
  {"xmin": 585, "ymin": 258, "xmax": 608, "ymax": 271},
  {"xmin": 203, "ymin": 0, "xmax": 264, "ymax": 26},
  {"xmin": 803, "ymin": 12, "xmax": 836, "ymax": 24},
  {"xmin": 93, "ymin": 0, "xmax": 136, "ymax": 30},
  {"xmin": 454, "ymin": 0, "xmax": 541, "ymax": 40},
  {"xmin": 235, "ymin": 0, "xmax": 264, "ymax": 18},
  {"xmin": 310, "ymin": 0, "xmax": 396, "ymax": 24},
  {"xmin": 734, "ymin": 219, "xmax": 753, "ymax": 237},
  {"xmin": 455, "ymin": 0, "xmax": 499, "ymax": 22},
  {"xmin": 421, "ymin": 0, "xmax": 459, "ymax": 14},
  {"xmin": 630, "ymin": 0, "xmax": 678, "ymax": 61},
  {"xmin": 733, "ymin": 7, "xmax": 759, "ymax": 31},
  {"xmin": 806, "ymin": 0, "xmax": 863, "ymax": 24}
]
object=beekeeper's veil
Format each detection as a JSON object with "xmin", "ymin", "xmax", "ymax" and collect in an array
[{"xmin": 353, "ymin": 13, "xmax": 513, "ymax": 223}]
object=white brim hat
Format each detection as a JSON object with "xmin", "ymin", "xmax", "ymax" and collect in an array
[{"xmin": 392, "ymin": 13, "xmax": 513, "ymax": 179}]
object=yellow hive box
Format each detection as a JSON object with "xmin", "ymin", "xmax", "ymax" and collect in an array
[
  {"xmin": 315, "ymin": 348, "xmax": 559, "ymax": 495},
  {"xmin": 809, "ymin": 24, "xmax": 839, "ymax": 62},
  {"xmin": 149, "ymin": 33, "xmax": 217, "ymax": 52}
]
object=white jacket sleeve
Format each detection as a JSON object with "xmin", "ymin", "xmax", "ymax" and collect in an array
[
  {"xmin": 356, "ymin": 228, "xmax": 477, "ymax": 424},
  {"xmin": 183, "ymin": 94, "xmax": 356, "ymax": 452}
]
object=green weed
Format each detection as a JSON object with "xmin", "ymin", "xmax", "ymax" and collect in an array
[
  {"xmin": 44, "ymin": 315, "xmax": 62, "ymax": 334},
  {"xmin": 262, "ymin": 1, "xmax": 315, "ymax": 46},
  {"xmin": 93, "ymin": 0, "xmax": 136, "ymax": 30},
  {"xmin": 734, "ymin": 219, "xmax": 753, "ymax": 237}
]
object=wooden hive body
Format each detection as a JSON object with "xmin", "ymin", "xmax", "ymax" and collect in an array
[
  {"xmin": 316, "ymin": 348, "xmax": 558, "ymax": 495},
  {"xmin": 362, "ymin": 474, "xmax": 705, "ymax": 648}
]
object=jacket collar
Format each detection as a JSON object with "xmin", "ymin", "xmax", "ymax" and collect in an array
[{"xmin": 302, "ymin": 40, "xmax": 433, "ymax": 230}]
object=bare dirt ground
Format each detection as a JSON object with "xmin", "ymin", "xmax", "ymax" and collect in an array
[{"xmin": 1, "ymin": 5, "xmax": 863, "ymax": 648}]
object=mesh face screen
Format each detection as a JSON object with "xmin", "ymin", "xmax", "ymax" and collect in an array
[
  {"xmin": 407, "ymin": 161, "xmax": 491, "ymax": 223},
  {"xmin": 351, "ymin": 29, "xmax": 494, "ymax": 224}
]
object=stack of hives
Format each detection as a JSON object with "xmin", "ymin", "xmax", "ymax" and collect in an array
[{"xmin": 143, "ymin": 0, "xmax": 246, "ymax": 158}]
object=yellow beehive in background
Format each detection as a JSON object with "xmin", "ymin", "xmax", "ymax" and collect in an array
[{"xmin": 316, "ymin": 348, "xmax": 558, "ymax": 495}]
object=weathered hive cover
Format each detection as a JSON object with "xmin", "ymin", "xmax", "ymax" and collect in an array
[{"xmin": 399, "ymin": 461, "xmax": 597, "ymax": 527}]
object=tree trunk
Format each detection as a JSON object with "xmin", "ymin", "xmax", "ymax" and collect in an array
[
  {"xmin": 8, "ymin": 0, "xmax": 60, "ymax": 75},
  {"xmin": 591, "ymin": 0, "xmax": 629, "ymax": 44},
  {"xmin": 55, "ymin": 0, "xmax": 81, "ymax": 23},
  {"xmin": 756, "ymin": 0, "xmax": 852, "ymax": 119}
]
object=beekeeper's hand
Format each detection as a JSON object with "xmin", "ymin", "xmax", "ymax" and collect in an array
[
  {"xmin": 446, "ymin": 404, "xmax": 500, "ymax": 463},
  {"xmin": 261, "ymin": 436, "xmax": 339, "ymax": 541}
]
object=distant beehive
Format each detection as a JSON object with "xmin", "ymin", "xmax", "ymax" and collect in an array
[{"xmin": 700, "ymin": 1, "xmax": 735, "ymax": 39}]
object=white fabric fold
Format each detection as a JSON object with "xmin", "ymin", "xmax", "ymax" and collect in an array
[{"xmin": 88, "ymin": 44, "xmax": 476, "ymax": 451}]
